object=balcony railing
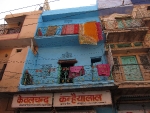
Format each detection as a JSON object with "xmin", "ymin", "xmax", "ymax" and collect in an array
[
  {"xmin": 102, "ymin": 19, "xmax": 146, "ymax": 30},
  {"xmin": 21, "ymin": 65, "xmax": 113, "ymax": 86},
  {"xmin": 0, "ymin": 24, "xmax": 21, "ymax": 35},
  {"xmin": 112, "ymin": 64, "xmax": 150, "ymax": 82}
]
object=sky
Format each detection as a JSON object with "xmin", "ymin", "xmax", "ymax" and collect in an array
[{"xmin": 0, "ymin": 0, "xmax": 96, "ymax": 24}]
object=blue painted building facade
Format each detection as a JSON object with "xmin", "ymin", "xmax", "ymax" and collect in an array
[
  {"xmin": 19, "ymin": 5, "xmax": 114, "ymax": 91},
  {"xmin": 17, "ymin": 1, "xmax": 150, "ymax": 113},
  {"xmin": 17, "ymin": 5, "xmax": 115, "ymax": 113}
]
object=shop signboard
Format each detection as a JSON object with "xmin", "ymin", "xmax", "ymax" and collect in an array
[
  {"xmin": 12, "ymin": 93, "xmax": 53, "ymax": 108},
  {"xmin": 53, "ymin": 90, "xmax": 112, "ymax": 107}
]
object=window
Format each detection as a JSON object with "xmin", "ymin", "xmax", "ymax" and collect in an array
[
  {"xmin": 134, "ymin": 42, "xmax": 143, "ymax": 47},
  {"xmin": 91, "ymin": 57, "xmax": 101, "ymax": 66},
  {"xmin": 5, "ymin": 54, "xmax": 8, "ymax": 57},
  {"xmin": 58, "ymin": 59, "xmax": 77, "ymax": 83},
  {"xmin": 147, "ymin": 6, "xmax": 150, "ymax": 10},
  {"xmin": 117, "ymin": 43, "xmax": 132, "ymax": 48},
  {"xmin": 0, "ymin": 64, "xmax": 7, "ymax": 80},
  {"xmin": 16, "ymin": 49, "xmax": 22, "ymax": 53}
]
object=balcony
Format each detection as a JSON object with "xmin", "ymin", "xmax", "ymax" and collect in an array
[
  {"xmin": 112, "ymin": 64, "xmax": 150, "ymax": 82},
  {"xmin": 105, "ymin": 42, "xmax": 150, "ymax": 54},
  {"xmin": 102, "ymin": 19, "xmax": 149, "ymax": 43},
  {"xmin": 19, "ymin": 65, "xmax": 114, "ymax": 91},
  {"xmin": 0, "ymin": 24, "xmax": 21, "ymax": 40}
]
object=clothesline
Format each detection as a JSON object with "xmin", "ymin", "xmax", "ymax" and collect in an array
[{"xmin": 37, "ymin": 21, "xmax": 103, "ymax": 45}]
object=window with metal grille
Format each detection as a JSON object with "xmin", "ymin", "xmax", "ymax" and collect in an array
[{"xmin": 147, "ymin": 6, "xmax": 150, "ymax": 10}]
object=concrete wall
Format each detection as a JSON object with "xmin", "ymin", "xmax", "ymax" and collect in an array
[
  {"xmin": 19, "ymin": 13, "xmax": 42, "ymax": 39},
  {"xmin": 97, "ymin": 0, "xmax": 132, "ymax": 9},
  {"xmin": 117, "ymin": 103, "xmax": 150, "ymax": 113},
  {"xmin": 0, "ymin": 47, "xmax": 28, "ymax": 92},
  {"xmin": 19, "ymin": 42, "xmax": 114, "ymax": 91},
  {"xmin": 41, "ymin": 6, "xmax": 97, "ymax": 22},
  {"xmin": 131, "ymin": 0, "xmax": 150, "ymax": 4},
  {"xmin": 5, "ymin": 11, "xmax": 42, "ymax": 20},
  {"xmin": 0, "ymin": 97, "xmax": 15, "ymax": 113},
  {"xmin": 0, "ymin": 11, "xmax": 42, "ymax": 49},
  {"xmin": 0, "ymin": 49, "xmax": 12, "ymax": 69}
]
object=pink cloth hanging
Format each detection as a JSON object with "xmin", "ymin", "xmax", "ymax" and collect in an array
[
  {"xmin": 61, "ymin": 24, "xmax": 79, "ymax": 35},
  {"xmin": 69, "ymin": 66, "xmax": 85, "ymax": 78},
  {"xmin": 96, "ymin": 64, "xmax": 110, "ymax": 76},
  {"xmin": 96, "ymin": 22, "xmax": 103, "ymax": 41}
]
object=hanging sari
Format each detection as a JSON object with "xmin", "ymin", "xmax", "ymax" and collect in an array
[
  {"xmin": 79, "ymin": 24, "xmax": 97, "ymax": 45},
  {"xmin": 96, "ymin": 22, "xmax": 103, "ymax": 41},
  {"xmin": 46, "ymin": 26, "xmax": 58, "ymax": 36},
  {"xmin": 61, "ymin": 24, "xmax": 79, "ymax": 35}
]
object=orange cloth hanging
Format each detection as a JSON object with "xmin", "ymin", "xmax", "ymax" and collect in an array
[
  {"xmin": 84, "ymin": 21, "xmax": 99, "ymax": 42},
  {"xmin": 79, "ymin": 24, "xmax": 97, "ymax": 45},
  {"xmin": 79, "ymin": 21, "xmax": 100, "ymax": 45}
]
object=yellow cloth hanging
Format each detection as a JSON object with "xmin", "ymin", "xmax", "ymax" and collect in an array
[{"xmin": 79, "ymin": 22, "xmax": 98, "ymax": 45}]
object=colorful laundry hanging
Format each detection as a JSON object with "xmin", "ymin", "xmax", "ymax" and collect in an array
[
  {"xmin": 96, "ymin": 64, "xmax": 110, "ymax": 76},
  {"xmin": 37, "ymin": 28, "xmax": 43, "ymax": 36},
  {"xmin": 96, "ymin": 22, "xmax": 103, "ymax": 41},
  {"xmin": 84, "ymin": 21, "xmax": 99, "ymax": 42},
  {"xmin": 61, "ymin": 24, "xmax": 79, "ymax": 35},
  {"xmin": 46, "ymin": 26, "xmax": 58, "ymax": 36},
  {"xmin": 79, "ymin": 21, "xmax": 103, "ymax": 45},
  {"xmin": 69, "ymin": 66, "xmax": 85, "ymax": 78},
  {"xmin": 79, "ymin": 24, "xmax": 97, "ymax": 45}
]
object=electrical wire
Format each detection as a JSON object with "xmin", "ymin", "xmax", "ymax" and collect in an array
[
  {"xmin": 0, "ymin": 1, "xmax": 149, "ymax": 75},
  {"xmin": 0, "ymin": 0, "xmax": 60, "ymax": 15},
  {"xmin": 0, "ymin": 0, "xmax": 149, "ymax": 22}
]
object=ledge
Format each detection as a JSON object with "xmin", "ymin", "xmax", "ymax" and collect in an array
[
  {"xmin": 19, "ymin": 80, "xmax": 114, "ymax": 91},
  {"xmin": 0, "ymin": 33, "xmax": 19, "ymax": 40},
  {"xmin": 105, "ymin": 46, "xmax": 150, "ymax": 54},
  {"xmin": 103, "ymin": 27, "xmax": 149, "ymax": 33},
  {"xmin": 115, "ymin": 81, "xmax": 150, "ymax": 88}
]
